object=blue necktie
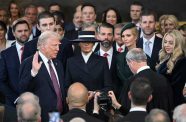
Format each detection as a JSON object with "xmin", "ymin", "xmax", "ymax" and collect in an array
[{"xmin": 145, "ymin": 41, "xmax": 151, "ymax": 57}]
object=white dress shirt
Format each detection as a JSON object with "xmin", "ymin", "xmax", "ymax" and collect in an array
[
  {"xmin": 130, "ymin": 106, "xmax": 146, "ymax": 112},
  {"xmin": 100, "ymin": 47, "xmax": 113, "ymax": 69},
  {"xmin": 81, "ymin": 51, "xmax": 92, "ymax": 63},
  {"xmin": 15, "ymin": 41, "xmax": 24, "ymax": 63},
  {"xmin": 142, "ymin": 34, "xmax": 155, "ymax": 57},
  {"xmin": 116, "ymin": 43, "xmax": 125, "ymax": 53},
  {"xmin": 137, "ymin": 66, "xmax": 150, "ymax": 74}
]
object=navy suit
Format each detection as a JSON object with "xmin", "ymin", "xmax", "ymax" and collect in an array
[
  {"xmin": 19, "ymin": 56, "xmax": 67, "ymax": 122},
  {"xmin": 0, "ymin": 45, "xmax": 20, "ymax": 106},
  {"xmin": 137, "ymin": 36, "xmax": 162, "ymax": 70},
  {"xmin": 117, "ymin": 111, "xmax": 148, "ymax": 122}
]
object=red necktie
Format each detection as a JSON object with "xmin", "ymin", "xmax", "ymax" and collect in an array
[
  {"xmin": 118, "ymin": 47, "xmax": 123, "ymax": 53},
  {"xmin": 48, "ymin": 60, "xmax": 63, "ymax": 112},
  {"xmin": 103, "ymin": 53, "xmax": 109, "ymax": 57},
  {"xmin": 20, "ymin": 47, "xmax": 24, "ymax": 63}
]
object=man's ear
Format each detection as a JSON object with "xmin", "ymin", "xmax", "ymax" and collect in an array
[
  {"xmin": 147, "ymin": 94, "xmax": 153, "ymax": 103},
  {"xmin": 37, "ymin": 24, "xmax": 40, "ymax": 31},
  {"xmin": 128, "ymin": 91, "xmax": 132, "ymax": 100}
]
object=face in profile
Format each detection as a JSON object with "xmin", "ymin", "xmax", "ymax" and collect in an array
[
  {"xmin": 163, "ymin": 34, "xmax": 175, "ymax": 54},
  {"xmin": 42, "ymin": 36, "xmax": 61, "ymax": 59}
]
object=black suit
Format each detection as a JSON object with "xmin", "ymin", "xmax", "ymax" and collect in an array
[
  {"xmin": 117, "ymin": 111, "xmax": 148, "ymax": 122},
  {"xmin": 119, "ymin": 68, "xmax": 174, "ymax": 115},
  {"xmin": 157, "ymin": 56, "xmax": 186, "ymax": 107},
  {"xmin": 19, "ymin": 55, "xmax": 67, "ymax": 121},
  {"xmin": 0, "ymin": 45, "xmax": 21, "ymax": 106},
  {"xmin": 61, "ymin": 108, "xmax": 103, "ymax": 122},
  {"xmin": 137, "ymin": 36, "xmax": 162, "ymax": 70}
]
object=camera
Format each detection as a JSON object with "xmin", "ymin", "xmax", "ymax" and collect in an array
[{"xmin": 97, "ymin": 92, "xmax": 112, "ymax": 111}]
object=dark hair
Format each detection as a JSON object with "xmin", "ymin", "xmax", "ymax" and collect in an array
[
  {"xmin": 12, "ymin": 19, "xmax": 30, "ymax": 32},
  {"xmin": 114, "ymin": 23, "xmax": 125, "ymax": 29},
  {"xmin": 131, "ymin": 1, "xmax": 144, "ymax": 11},
  {"xmin": 37, "ymin": 11, "xmax": 55, "ymax": 25},
  {"xmin": 48, "ymin": 2, "xmax": 62, "ymax": 11},
  {"xmin": 130, "ymin": 77, "xmax": 153, "ymax": 106},
  {"xmin": 81, "ymin": 3, "xmax": 96, "ymax": 14},
  {"xmin": 102, "ymin": 8, "xmax": 122, "ymax": 24},
  {"xmin": 97, "ymin": 22, "xmax": 114, "ymax": 34},
  {"xmin": 8, "ymin": 0, "xmax": 21, "ymax": 17},
  {"xmin": 0, "ymin": 21, "xmax": 7, "ymax": 33},
  {"xmin": 56, "ymin": 20, "xmax": 64, "ymax": 30},
  {"xmin": 52, "ymin": 11, "xmax": 65, "ymax": 23},
  {"xmin": 141, "ymin": 9, "xmax": 157, "ymax": 21}
]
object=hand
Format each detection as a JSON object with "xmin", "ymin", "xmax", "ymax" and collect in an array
[
  {"xmin": 93, "ymin": 92, "xmax": 101, "ymax": 113},
  {"xmin": 88, "ymin": 91, "xmax": 95, "ymax": 100},
  {"xmin": 108, "ymin": 91, "xmax": 121, "ymax": 109},
  {"xmin": 32, "ymin": 52, "xmax": 42, "ymax": 74}
]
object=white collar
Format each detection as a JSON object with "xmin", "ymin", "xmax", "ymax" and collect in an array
[
  {"xmin": 130, "ymin": 107, "xmax": 146, "ymax": 112},
  {"xmin": 137, "ymin": 66, "xmax": 150, "ymax": 74},
  {"xmin": 100, "ymin": 47, "xmax": 113, "ymax": 56},
  {"xmin": 116, "ymin": 43, "xmax": 125, "ymax": 52},
  {"xmin": 15, "ymin": 41, "xmax": 23, "ymax": 51},
  {"xmin": 81, "ymin": 51, "xmax": 92, "ymax": 63},
  {"xmin": 39, "ymin": 51, "xmax": 49, "ymax": 64},
  {"xmin": 143, "ymin": 34, "xmax": 155, "ymax": 44}
]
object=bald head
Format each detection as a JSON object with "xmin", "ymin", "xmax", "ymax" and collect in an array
[{"xmin": 67, "ymin": 82, "xmax": 88, "ymax": 108}]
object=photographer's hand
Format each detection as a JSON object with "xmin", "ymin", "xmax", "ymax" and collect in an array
[
  {"xmin": 108, "ymin": 91, "xmax": 121, "ymax": 109},
  {"xmin": 93, "ymin": 92, "xmax": 101, "ymax": 114}
]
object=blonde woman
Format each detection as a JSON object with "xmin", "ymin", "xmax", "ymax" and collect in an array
[
  {"xmin": 164, "ymin": 15, "xmax": 179, "ymax": 34},
  {"xmin": 156, "ymin": 29, "xmax": 186, "ymax": 107}
]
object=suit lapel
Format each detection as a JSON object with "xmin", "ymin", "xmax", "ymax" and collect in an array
[{"xmin": 11, "ymin": 45, "xmax": 20, "ymax": 66}]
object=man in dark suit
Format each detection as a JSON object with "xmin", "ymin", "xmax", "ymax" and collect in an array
[
  {"xmin": 119, "ymin": 48, "xmax": 173, "ymax": 116},
  {"xmin": 19, "ymin": 31, "xmax": 67, "ymax": 121},
  {"xmin": 65, "ymin": 31, "xmax": 112, "ymax": 113},
  {"xmin": 0, "ymin": 18, "xmax": 31, "ymax": 106},
  {"xmin": 137, "ymin": 9, "xmax": 162, "ymax": 70},
  {"xmin": 22, "ymin": 11, "xmax": 73, "ymax": 68},
  {"xmin": 96, "ymin": 23, "xmax": 121, "ymax": 98},
  {"xmin": 61, "ymin": 82, "xmax": 103, "ymax": 122},
  {"xmin": 117, "ymin": 77, "xmax": 153, "ymax": 122}
]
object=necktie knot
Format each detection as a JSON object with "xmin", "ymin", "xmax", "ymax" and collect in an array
[
  {"xmin": 118, "ymin": 47, "xmax": 123, "ymax": 52},
  {"xmin": 103, "ymin": 53, "xmax": 109, "ymax": 57}
]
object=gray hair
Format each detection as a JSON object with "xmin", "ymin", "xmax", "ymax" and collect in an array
[
  {"xmin": 145, "ymin": 108, "xmax": 170, "ymax": 122},
  {"xmin": 17, "ymin": 101, "xmax": 41, "ymax": 122},
  {"xmin": 15, "ymin": 92, "xmax": 39, "ymax": 106},
  {"xmin": 37, "ymin": 31, "xmax": 60, "ymax": 50},
  {"xmin": 81, "ymin": 22, "xmax": 98, "ymax": 31},
  {"xmin": 126, "ymin": 48, "xmax": 147, "ymax": 63},
  {"xmin": 173, "ymin": 104, "xmax": 186, "ymax": 122}
]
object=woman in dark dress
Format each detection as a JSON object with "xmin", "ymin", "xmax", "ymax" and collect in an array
[{"xmin": 156, "ymin": 29, "xmax": 186, "ymax": 107}]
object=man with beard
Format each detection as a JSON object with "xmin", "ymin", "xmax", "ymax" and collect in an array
[
  {"xmin": 0, "ymin": 18, "xmax": 31, "ymax": 106},
  {"xmin": 65, "ymin": 31, "xmax": 112, "ymax": 113},
  {"xmin": 137, "ymin": 9, "xmax": 162, "ymax": 70},
  {"xmin": 96, "ymin": 23, "xmax": 120, "ymax": 98}
]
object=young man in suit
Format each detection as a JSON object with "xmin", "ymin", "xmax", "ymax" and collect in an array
[
  {"xmin": 117, "ymin": 77, "xmax": 153, "ymax": 122},
  {"xmin": 19, "ymin": 31, "xmax": 67, "ymax": 121},
  {"xmin": 96, "ymin": 22, "xmax": 120, "ymax": 98},
  {"xmin": 137, "ymin": 9, "xmax": 162, "ymax": 70},
  {"xmin": 65, "ymin": 31, "xmax": 112, "ymax": 113},
  {"xmin": 61, "ymin": 82, "xmax": 103, "ymax": 122},
  {"xmin": 0, "ymin": 18, "xmax": 31, "ymax": 106}
]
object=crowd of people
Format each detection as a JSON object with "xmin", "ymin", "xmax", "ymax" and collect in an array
[{"xmin": 0, "ymin": 0, "xmax": 186, "ymax": 122}]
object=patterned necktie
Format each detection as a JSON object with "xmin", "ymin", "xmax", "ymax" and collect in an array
[
  {"xmin": 118, "ymin": 47, "xmax": 123, "ymax": 53},
  {"xmin": 48, "ymin": 60, "xmax": 63, "ymax": 112},
  {"xmin": 20, "ymin": 47, "xmax": 24, "ymax": 63},
  {"xmin": 145, "ymin": 41, "xmax": 151, "ymax": 57},
  {"xmin": 103, "ymin": 53, "xmax": 109, "ymax": 57}
]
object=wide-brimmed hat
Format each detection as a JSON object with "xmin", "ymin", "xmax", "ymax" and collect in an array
[{"xmin": 72, "ymin": 31, "xmax": 101, "ymax": 42}]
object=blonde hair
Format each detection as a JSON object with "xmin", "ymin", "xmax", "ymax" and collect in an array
[
  {"xmin": 156, "ymin": 30, "xmax": 185, "ymax": 74},
  {"xmin": 159, "ymin": 14, "xmax": 168, "ymax": 35},
  {"xmin": 164, "ymin": 15, "xmax": 179, "ymax": 31}
]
